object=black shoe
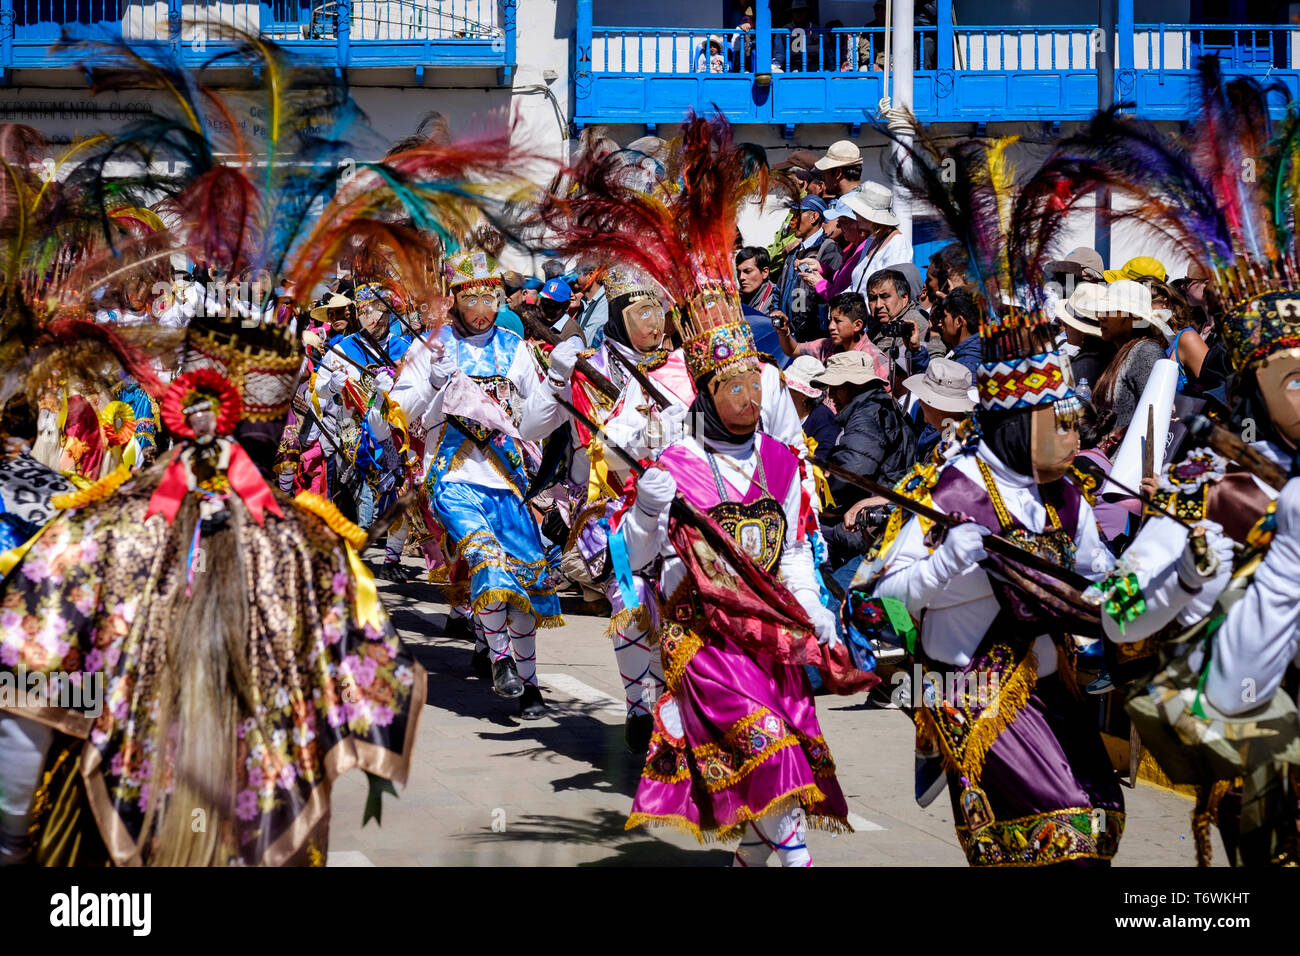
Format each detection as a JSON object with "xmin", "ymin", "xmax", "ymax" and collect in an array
[
  {"xmin": 519, "ymin": 684, "xmax": 548, "ymax": 720},
  {"xmin": 446, "ymin": 615, "xmax": 475, "ymax": 643},
  {"xmin": 379, "ymin": 561, "xmax": 413, "ymax": 583},
  {"xmin": 470, "ymin": 645, "xmax": 491, "ymax": 682},
  {"xmin": 491, "ymin": 657, "xmax": 525, "ymax": 699},
  {"xmin": 624, "ymin": 713, "xmax": 654, "ymax": 754}
]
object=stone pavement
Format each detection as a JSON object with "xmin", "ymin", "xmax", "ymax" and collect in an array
[{"xmin": 327, "ymin": 557, "xmax": 1224, "ymax": 867}]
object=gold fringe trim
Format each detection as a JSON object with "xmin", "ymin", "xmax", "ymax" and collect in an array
[
  {"xmin": 605, "ymin": 602, "xmax": 653, "ymax": 640},
  {"xmin": 440, "ymin": 437, "xmax": 524, "ymax": 500},
  {"xmin": 470, "ymin": 587, "xmax": 564, "ymax": 628},
  {"xmin": 625, "ymin": 783, "xmax": 847, "ymax": 845},
  {"xmin": 565, "ymin": 500, "xmax": 611, "ymax": 554},
  {"xmin": 293, "ymin": 492, "xmax": 369, "ymax": 549},
  {"xmin": 926, "ymin": 647, "xmax": 1038, "ymax": 785},
  {"xmin": 51, "ymin": 462, "xmax": 131, "ymax": 510}
]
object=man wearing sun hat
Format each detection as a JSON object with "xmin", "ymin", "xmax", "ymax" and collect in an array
[
  {"xmin": 903, "ymin": 356, "xmax": 977, "ymax": 462},
  {"xmin": 812, "ymin": 351, "xmax": 916, "ymax": 505},
  {"xmin": 814, "ymin": 140, "xmax": 863, "ymax": 198}
]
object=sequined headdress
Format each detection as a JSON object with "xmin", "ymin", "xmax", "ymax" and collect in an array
[
  {"xmin": 533, "ymin": 112, "xmax": 779, "ymax": 385},
  {"xmin": 602, "ymin": 264, "xmax": 659, "ymax": 304},
  {"xmin": 446, "ymin": 249, "xmax": 503, "ymax": 293}
]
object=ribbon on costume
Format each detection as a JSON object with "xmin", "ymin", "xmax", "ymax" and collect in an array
[
  {"xmin": 144, "ymin": 442, "xmax": 284, "ymax": 526},
  {"xmin": 601, "ymin": 516, "xmax": 640, "ymax": 613},
  {"xmin": 345, "ymin": 539, "xmax": 384, "ymax": 630},
  {"xmin": 803, "ymin": 436, "xmax": 835, "ymax": 509}
]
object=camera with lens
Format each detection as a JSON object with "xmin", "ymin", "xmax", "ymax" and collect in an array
[{"xmin": 877, "ymin": 319, "xmax": 913, "ymax": 339}]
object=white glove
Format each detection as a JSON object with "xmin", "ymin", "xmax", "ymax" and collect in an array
[
  {"xmin": 322, "ymin": 364, "xmax": 348, "ymax": 396},
  {"xmin": 429, "ymin": 354, "xmax": 458, "ymax": 389},
  {"xmin": 372, "ymin": 370, "xmax": 394, "ymax": 395},
  {"xmin": 1176, "ymin": 519, "xmax": 1234, "ymax": 587},
  {"xmin": 929, "ymin": 522, "xmax": 989, "ymax": 582},
  {"xmin": 365, "ymin": 404, "xmax": 389, "ymax": 435},
  {"xmin": 656, "ymin": 403, "xmax": 691, "ymax": 443},
  {"xmin": 635, "ymin": 467, "xmax": 677, "ymax": 516},
  {"xmin": 808, "ymin": 603, "xmax": 841, "ymax": 646},
  {"xmin": 548, "ymin": 337, "xmax": 585, "ymax": 384}
]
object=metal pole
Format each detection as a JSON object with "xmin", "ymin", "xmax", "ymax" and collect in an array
[
  {"xmin": 890, "ymin": 0, "xmax": 915, "ymax": 250},
  {"xmin": 1095, "ymin": 0, "xmax": 1115, "ymax": 265}
]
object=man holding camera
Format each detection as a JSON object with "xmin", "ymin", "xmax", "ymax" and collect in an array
[
  {"xmin": 773, "ymin": 291, "xmax": 892, "ymax": 398},
  {"xmin": 775, "ymin": 195, "xmax": 843, "ymax": 341},
  {"xmin": 865, "ymin": 268, "xmax": 937, "ymax": 392}
]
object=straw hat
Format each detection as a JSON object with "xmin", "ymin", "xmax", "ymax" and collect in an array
[
  {"xmin": 309, "ymin": 292, "xmax": 353, "ymax": 322},
  {"xmin": 1053, "ymin": 281, "xmax": 1106, "ymax": 337}
]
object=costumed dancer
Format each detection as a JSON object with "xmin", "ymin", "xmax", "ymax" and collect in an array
[
  {"xmin": 312, "ymin": 282, "xmax": 414, "ymax": 577},
  {"xmin": 0, "ymin": 314, "xmax": 427, "ymax": 866},
  {"xmin": 391, "ymin": 250, "xmax": 562, "ymax": 720},
  {"xmin": 526, "ymin": 133, "xmax": 817, "ymax": 750},
  {"xmin": 520, "ymin": 265, "xmax": 684, "ymax": 750},
  {"xmin": 1035, "ymin": 65, "xmax": 1300, "ymax": 864},
  {"xmin": 858, "ymin": 132, "xmax": 1226, "ymax": 867},
  {"xmin": 607, "ymin": 116, "xmax": 873, "ymax": 865}
]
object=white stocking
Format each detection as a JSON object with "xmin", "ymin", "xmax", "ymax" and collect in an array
[
  {"xmin": 384, "ymin": 516, "xmax": 408, "ymax": 564},
  {"xmin": 731, "ymin": 822, "xmax": 773, "ymax": 867},
  {"xmin": 614, "ymin": 618, "xmax": 660, "ymax": 717},
  {"xmin": 0, "ymin": 714, "xmax": 54, "ymax": 864},
  {"xmin": 751, "ymin": 806, "xmax": 812, "ymax": 867},
  {"xmin": 508, "ymin": 610, "xmax": 538, "ymax": 687},
  {"xmin": 477, "ymin": 601, "xmax": 511, "ymax": 661}
]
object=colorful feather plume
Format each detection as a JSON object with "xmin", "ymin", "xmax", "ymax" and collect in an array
[{"xmin": 532, "ymin": 112, "xmax": 777, "ymax": 313}]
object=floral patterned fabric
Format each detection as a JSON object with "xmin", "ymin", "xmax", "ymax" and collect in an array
[{"xmin": 0, "ymin": 470, "xmax": 426, "ymax": 865}]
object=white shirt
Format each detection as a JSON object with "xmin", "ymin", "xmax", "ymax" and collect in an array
[
  {"xmin": 849, "ymin": 230, "xmax": 913, "ymax": 295},
  {"xmin": 875, "ymin": 442, "xmax": 1113, "ymax": 678},
  {"xmin": 391, "ymin": 327, "xmax": 542, "ymax": 492}
]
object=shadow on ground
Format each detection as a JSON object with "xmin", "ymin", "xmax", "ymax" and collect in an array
[{"xmin": 449, "ymin": 808, "xmax": 734, "ymax": 866}]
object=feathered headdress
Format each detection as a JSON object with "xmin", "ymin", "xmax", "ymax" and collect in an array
[
  {"xmin": 1024, "ymin": 58, "xmax": 1300, "ymax": 377},
  {"xmin": 880, "ymin": 123, "xmax": 1077, "ymax": 414},
  {"xmin": 536, "ymin": 112, "xmax": 779, "ymax": 383},
  {"xmin": 36, "ymin": 35, "xmax": 536, "ymax": 423}
]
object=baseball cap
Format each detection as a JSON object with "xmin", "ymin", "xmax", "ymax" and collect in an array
[
  {"xmin": 541, "ymin": 278, "xmax": 572, "ymax": 302},
  {"xmin": 823, "ymin": 198, "xmax": 853, "ymax": 221},
  {"xmin": 814, "ymin": 140, "xmax": 862, "ymax": 172}
]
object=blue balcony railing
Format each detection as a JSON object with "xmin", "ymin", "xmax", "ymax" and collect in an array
[
  {"xmin": 574, "ymin": 0, "xmax": 1300, "ymax": 131},
  {"xmin": 0, "ymin": 0, "xmax": 516, "ymax": 78}
]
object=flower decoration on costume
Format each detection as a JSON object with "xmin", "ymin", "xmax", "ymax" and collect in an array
[
  {"xmin": 1158, "ymin": 448, "xmax": 1226, "ymax": 494},
  {"xmin": 161, "ymin": 369, "xmax": 242, "ymax": 440},
  {"xmin": 98, "ymin": 401, "xmax": 137, "ymax": 447}
]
